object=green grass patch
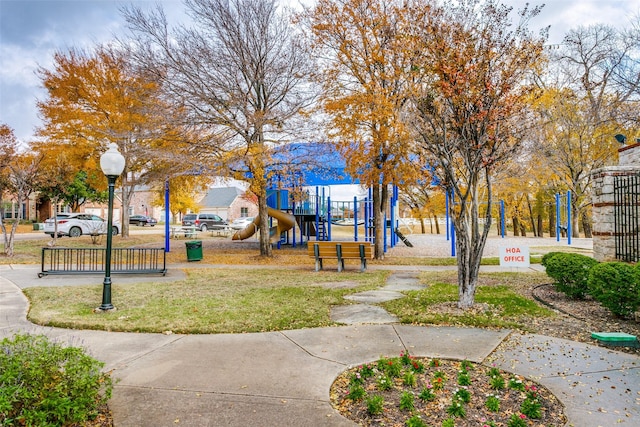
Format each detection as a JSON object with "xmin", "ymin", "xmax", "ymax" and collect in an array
[
  {"xmin": 24, "ymin": 268, "xmax": 388, "ymax": 333},
  {"xmin": 382, "ymin": 272, "xmax": 554, "ymax": 330}
]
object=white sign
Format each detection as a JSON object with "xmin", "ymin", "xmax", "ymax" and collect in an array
[{"xmin": 499, "ymin": 246, "xmax": 530, "ymax": 267}]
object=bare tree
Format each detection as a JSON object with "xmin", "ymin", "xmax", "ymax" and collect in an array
[
  {"xmin": 123, "ymin": 0, "xmax": 314, "ymax": 256},
  {"xmin": 3, "ymin": 154, "xmax": 45, "ymax": 256},
  {"xmin": 534, "ymin": 24, "xmax": 640, "ymax": 237}
]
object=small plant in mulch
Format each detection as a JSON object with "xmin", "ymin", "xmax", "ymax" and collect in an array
[{"xmin": 330, "ymin": 352, "xmax": 566, "ymax": 427}]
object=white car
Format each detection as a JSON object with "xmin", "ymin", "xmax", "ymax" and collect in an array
[
  {"xmin": 230, "ymin": 216, "xmax": 255, "ymax": 230},
  {"xmin": 44, "ymin": 213, "xmax": 120, "ymax": 238}
]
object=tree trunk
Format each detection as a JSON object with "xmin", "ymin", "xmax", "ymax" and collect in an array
[
  {"xmin": 572, "ymin": 204, "xmax": 580, "ymax": 238},
  {"xmin": 512, "ymin": 216, "xmax": 520, "ymax": 236},
  {"xmin": 526, "ymin": 195, "xmax": 536, "ymax": 237},
  {"xmin": 372, "ymin": 184, "xmax": 387, "ymax": 259},
  {"xmin": 537, "ymin": 214, "xmax": 543, "ymax": 237},
  {"xmin": 548, "ymin": 203, "xmax": 556, "ymax": 237},
  {"xmin": 454, "ymin": 195, "xmax": 489, "ymax": 309},
  {"xmin": 520, "ymin": 224, "xmax": 526, "ymax": 237},
  {"xmin": 581, "ymin": 210, "xmax": 592, "ymax": 238},
  {"xmin": 257, "ymin": 194, "xmax": 272, "ymax": 257},
  {"xmin": 434, "ymin": 214, "xmax": 440, "ymax": 234}
]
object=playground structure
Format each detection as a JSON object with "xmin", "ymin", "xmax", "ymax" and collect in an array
[{"xmin": 232, "ymin": 185, "xmax": 403, "ymax": 252}]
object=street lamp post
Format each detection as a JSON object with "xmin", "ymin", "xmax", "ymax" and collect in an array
[{"xmin": 98, "ymin": 143, "xmax": 125, "ymax": 311}]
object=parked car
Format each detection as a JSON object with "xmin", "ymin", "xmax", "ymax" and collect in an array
[
  {"xmin": 44, "ymin": 213, "xmax": 120, "ymax": 237},
  {"xmin": 230, "ymin": 216, "xmax": 255, "ymax": 230},
  {"xmin": 182, "ymin": 213, "xmax": 228, "ymax": 231},
  {"xmin": 129, "ymin": 215, "xmax": 158, "ymax": 227}
]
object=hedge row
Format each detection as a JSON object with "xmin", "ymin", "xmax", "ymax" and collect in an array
[{"xmin": 541, "ymin": 252, "xmax": 640, "ymax": 318}]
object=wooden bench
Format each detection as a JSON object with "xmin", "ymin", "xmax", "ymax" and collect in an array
[{"xmin": 308, "ymin": 241, "xmax": 374, "ymax": 272}]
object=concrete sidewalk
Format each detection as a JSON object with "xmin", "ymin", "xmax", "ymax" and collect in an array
[{"xmin": 1, "ymin": 265, "xmax": 638, "ymax": 426}]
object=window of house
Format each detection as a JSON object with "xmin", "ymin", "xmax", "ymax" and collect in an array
[{"xmin": 240, "ymin": 207, "xmax": 248, "ymax": 217}]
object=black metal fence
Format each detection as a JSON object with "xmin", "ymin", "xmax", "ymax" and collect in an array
[
  {"xmin": 614, "ymin": 174, "xmax": 640, "ymax": 262},
  {"xmin": 39, "ymin": 247, "xmax": 166, "ymax": 277}
]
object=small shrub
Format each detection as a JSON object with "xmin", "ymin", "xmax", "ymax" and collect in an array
[
  {"xmin": 403, "ymin": 370, "xmax": 417, "ymax": 387},
  {"xmin": 489, "ymin": 374, "xmax": 505, "ymax": 390},
  {"xmin": 399, "ymin": 391, "xmax": 415, "ymax": 411},
  {"xmin": 460, "ymin": 359, "xmax": 474, "ymax": 371},
  {"xmin": 0, "ymin": 334, "xmax": 113, "ymax": 427},
  {"xmin": 507, "ymin": 413, "xmax": 528, "ymax": 427},
  {"xmin": 442, "ymin": 418, "xmax": 456, "ymax": 427},
  {"xmin": 347, "ymin": 384, "xmax": 366, "ymax": 401},
  {"xmin": 406, "ymin": 415, "xmax": 427, "ymax": 427},
  {"xmin": 508, "ymin": 376, "xmax": 525, "ymax": 391},
  {"xmin": 457, "ymin": 371, "xmax": 471, "ymax": 386},
  {"xmin": 543, "ymin": 252, "xmax": 598, "ymax": 299},
  {"xmin": 366, "ymin": 395, "xmax": 385, "ymax": 415},
  {"xmin": 588, "ymin": 262, "xmax": 640, "ymax": 317},
  {"xmin": 432, "ymin": 371, "xmax": 446, "ymax": 390},
  {"xmin": 377, "ymin": 374, "xmax": 393, "ymax": 391},
  {"xmin": 446, "ymin": 399, "xmax": 466, "ymax": 418},
  {"xmin": 487, "ymin": 366, "xmax": 500, "ymax": 377},
  {"xmin": 358, "ymin": 363, "xmax": 375, "ymax": 379},
  {"xmin": 453, "ymin": 388, "xmax": 471, "ymax": 403},
  {"xmin": 410, "ymin": 358, "xmax": 425, "ymax": 373},
  {"xmin": 383, "ymin": 357, "xmax": 402, "ymax": 378},
  {"xmin": 540, "ymin": 251, "xmax": 564, "ymax": 267},
  {"xmin": 419, "ymin": 384, "xmax": 436, "ymax": 401},
  {"xmin": 485, "ymin": 394, "xmax": 500, "ymax": 412},
  {"xmin": 520, "ymin": 397, "xmax": 542, "ymax": 419}
]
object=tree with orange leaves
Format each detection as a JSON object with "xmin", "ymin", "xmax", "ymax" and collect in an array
[
  {"xmin": 302, "ymin": 0, "xmax": 425, "ymax": 259},
  {"xmin": 35, "ymin": 45, "xmax": 185, "ymax": 238},
  {"xmin": 409, "ymin": 0, "xmax": 547, "ymax": 308}
]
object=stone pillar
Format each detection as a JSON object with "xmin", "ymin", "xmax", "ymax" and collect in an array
[{"xmin": 591, "ymin": 141, "xmax": 640, "ymax": 261}]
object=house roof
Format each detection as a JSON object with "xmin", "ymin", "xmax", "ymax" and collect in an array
[{"xmin": 200, "ymin": 187, "xmax": 245, "ymax": 208}]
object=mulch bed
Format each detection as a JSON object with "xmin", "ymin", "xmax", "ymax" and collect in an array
[
  {"xmin": 530, "ymin": 284, "xmax": 640, "ymax": 356},
  {"xmin": 330, "ymin": 356, "xmax": 566, "ymax": 427}
]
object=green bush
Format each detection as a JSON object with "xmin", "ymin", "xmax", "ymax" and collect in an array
[
  {"xmin": 540, "ymin": 251, "xmax": 564, "ymax": 267},
  {"xmin": 542, "ymin": 252, "xmax": 598, "ymax": 299},
  {"xmin": 0, "ymin": 334, "xmax": 113, "ymax": 427},
  {"xmin": 588, "ymin": 262, "xmax": 640, "ymax": 318}
]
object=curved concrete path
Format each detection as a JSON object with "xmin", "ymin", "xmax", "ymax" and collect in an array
[{"xmin": 1, "ymin": 265, "xmax": 639, "ymax": 426}]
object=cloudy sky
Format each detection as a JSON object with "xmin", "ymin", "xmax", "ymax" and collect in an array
[{"xmin": 1, "ymin": 0, "xmax": 640, "ymax": 145}]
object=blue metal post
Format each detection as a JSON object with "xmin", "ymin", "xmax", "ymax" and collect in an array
[
  {"xmin": 567, "ymin": 190, "xmax": 572, "ymax": 245},
  {"xmin": 292, "ymin": 200, "xmax": 296, "ymax": 248},
  {"xmin": 446, "ymin": 189, "xmax": 450, "ymax": 241},
  {"xmin": 354, "ymin": 196, "xmax": 358, "ymax": 242},
  {"xmin": 315, "ymin": 186, "xmax": 319, "ymax": 241},
  {"xmin": 327, "ymin": 196, "xmax": 332, "ymax": 241},
  {"xmin": 500, "ymin": 200, "xmax": 505, "ymax": 238},
  {"xmin": 450, "ymin": 219, "xmax": 456, "ymax": 257},
  {"xmin": 164, "ymin": 179, "xmax": 170, "ymax": 252}
]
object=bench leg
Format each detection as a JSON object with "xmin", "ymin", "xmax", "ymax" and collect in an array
[
  {"xmin": 336, "ymin": 244, "xmax": 344, "ymax": 272},
  {"xmin": 313, "ymin": 244, "xmax": 322, "ymax": 271}
]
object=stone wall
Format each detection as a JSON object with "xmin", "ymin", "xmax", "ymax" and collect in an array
[{"xmin": 619, "ymin": 141, "xmax": 640, "ymax": 166}]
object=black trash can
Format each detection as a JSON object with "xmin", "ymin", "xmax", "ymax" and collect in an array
[{"xmin": 185, "ymin": 240, "xmax": 203, "ymax": 262}]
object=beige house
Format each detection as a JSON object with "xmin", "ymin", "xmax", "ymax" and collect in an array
[{"xmin": 198, "ymin": 187, "xmax": 258, "ymax": 221}]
